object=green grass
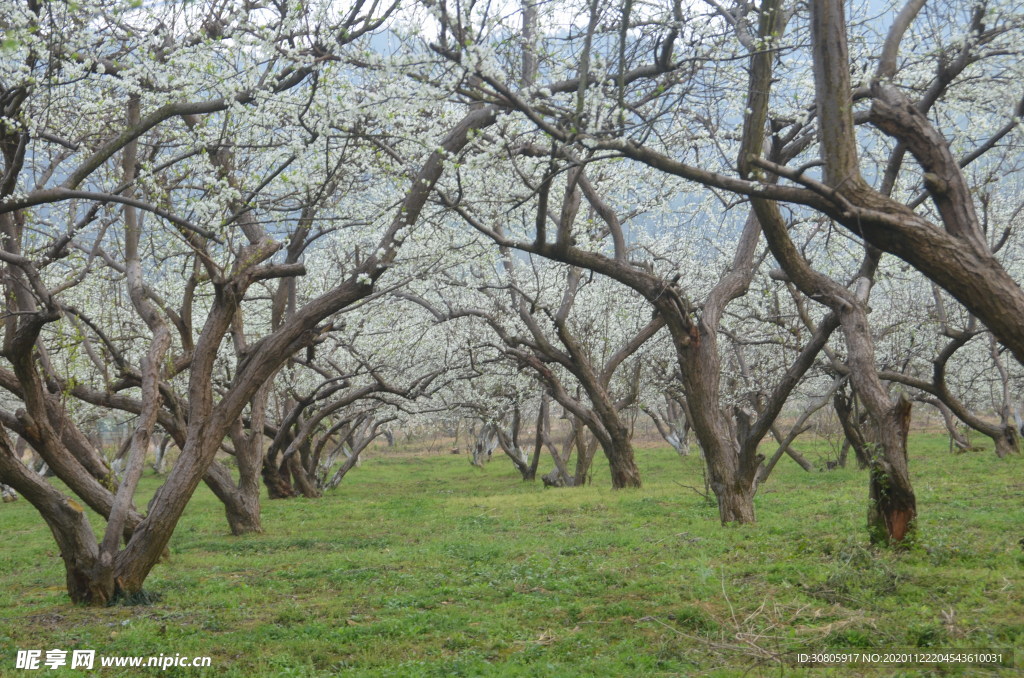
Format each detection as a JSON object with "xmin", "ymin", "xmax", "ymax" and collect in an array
[{"xmin": 1, "ymin": 433, "xmax": 1022, "ymax": 676}]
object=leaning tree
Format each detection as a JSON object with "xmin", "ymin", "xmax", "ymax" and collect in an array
[
  {"xmin": 416, "ymin": 0, "xmax": 1024, "ymax": 541},
  {"xmin": 0, "ymin": 0, "xmax": 505, "ymax": 603},
  {"xmin": 414, "ymin": 0, "xmax": 845, "ymax": 523}
]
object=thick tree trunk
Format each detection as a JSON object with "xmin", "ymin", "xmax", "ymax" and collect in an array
[
  {"xmin": 677, "ymin": 330, "xmax": 758, "ymax": 524},
  {"xmin": 703, "ymin": 443, "xmax": 757, "ymax": 524},
  {"xmin": 285, "ymin": 455, "xmax": 321, "ymax": 498},
  {"xmin": 840, "ymin": 307, "xmax": 918, "ymax": 546},
  {"xmin": 262, "ymin": 456, "xmax": 296, "ymax": 498},
  {"xmin": 867, "ymin": 398, "xmax": 916, "ymax": 544},
  {"xmin": 716, "ymin": 482, "xmax": 757, "ymax": 524},
  {"xmin": 574, "ymin": 384, "xmax": 641, "ymax": 489},
  {"xmin": 225, "ymin": 497, "xmax": 262, "ymax": 535},
  {"xmin": 606, "ymin": 454, "xmax": 640, "ymax": 488},
  {"xmin": 992, "ymin": 427, "xmax": 1018, "ymax": 460},
  {"xmin": 198, "ymin": 395, "xmax": 267, "ymax": 535},
  {"xmin": 232, "ymin": 413, "xmax": 266, "ymax": 531},
  {"xmin": 599, "ymin": 430, "xmax": 639, "ymax": 488},
  {"xmin": 868, "ymin": 466, "xmax": 916, "ymax": 545},
  {"xmin": 204, "ymin": 462, "xmax": 262, "ymax": 535},
  {"xmin": 677, "ymin": 348, "xmax": 758, "ymax": 523},
  {"xmin": 0, "ymin": 424, "xmax": 111, "ymax": 604}
]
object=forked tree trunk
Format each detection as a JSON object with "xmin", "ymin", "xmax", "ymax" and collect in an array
[
  {"xmin": 992, "ymin": 427, "xmax": 1019, "ymax": 460},
  {"xmin": 501, "ymin": 444, "xmax": 532, "ymax": 478},
  {"xmin": 0, "ymin": 424, "xmax": 109, "ymax": 604},
  {"xmin": 1, "ymin": 102, "xmax": 501, "ymax": 605},
  {"xmin": 495, "ymin": 419, "xmax": 534, "ymax": 480},
  {"xmin": 644, "ymin": 396, "xmax": 691, "ymax": 456},
  {"xmin": 836, "ymin": 302, "xmax": 917, "ymax": 545},
  {"xmin": 518, "ymin": 265, "xmax": 650, "ymax": 490},
  {"xmin": 605, "ymin": 453, "xmax": 640, "ymax": 489},
  {"xmin": 471, "ymin": 423, "xmax": 498, "ymax": 467},
  {"xmin": 285, "ymin": 455, "xmax": 321, "ymax": 498},
  {"xmin": 225, "ymin": 492, "xmax": 262, "ymax": 535},
  {"xmin": 540, "ymin": 420, "xmax": 576, "ymax": 488},
  {"xmin": 317, "ymin": 418, "xmax": 387, "ymax": 490},
  {"xmin": 675, "ymin": 327, "xmax": 759, "ymax": 524},
  {"xmin": 598, "ymin": 430, "xmax": 638, "ymax": 488},
  {"xmin": 323, "ymin": 444, "xmax": 364, "ymax": 491},
  {"xmin": 572, "ymin": 378, "xmax": 641, "ymax": 489},
  {"xmin": 262, "ymin": 457, "xmax": 296, "ymax": 499},
  {"xmin": 200, "ymin": 396, "xmax": 267, "ymax": 535},
  {"xmin": 204, "ymin": 462, "xmax": 262, "ymax": 535}
]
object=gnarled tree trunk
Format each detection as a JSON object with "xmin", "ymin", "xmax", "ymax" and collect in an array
[
  {"xmin": 866, "ymin": 397, "xmax": 916, "ymax": 544},
  {"xmin": 205, "ymin": 461, "xmax": 263, "ymax": 536}
]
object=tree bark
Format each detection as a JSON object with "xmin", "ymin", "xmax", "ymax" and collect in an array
[
  {"xmin": 643, "ymin": 396, "xmax": 690, "ymax": 456},
  {"xmin": 590, "ymin": 411, "xmax": 640, "ymax": 489},
  {"xmin": 866, "ymin": 397, "xmax": 916, "ymax": 545},
  {"xmin": 285, "ymin": 455, "xmax": 322, "ymax": 499},
  {"xmin": 262, "ymin": 456, "xmax": 296, "ymax": 499},
  {"xmin": 572, "ymin": 427, "xmax": 599, "ymax": 486},
  {"xmin": 756, "ymin": 183, "xmax": 917, "ymax": 544},
  {"xmin": 524, "ymin": 397, "xmax": 547, "ymax": 481},
  {"xmin": 323, "ymin": 444, "xmax": 365, "ymax": 491},
  {"xmin": 205, "ymin": 462, "xmax": 262, "ymax": 535},
  {"xmin": 540, "ymin": 419, "xmax": 576, "ymax": 488},
  {"xmin": 834, "ymin": 392, "xmax": 872, "ymax": 469},
  {"xmin": 740, "ymin": 0, "xmax": 918, "ymax": 544},
  {"xmin": 0, "ymin": 424, "xmax": 108, "ymax": 604},
  {"xmin": 717, "ymin": 482, "xmax": 757, "ymax": 524}
]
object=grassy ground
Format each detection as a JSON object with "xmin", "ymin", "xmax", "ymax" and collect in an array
[{"xmin": 0, "ymin": 433, "xmax": 1022, "ymax": 676}]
